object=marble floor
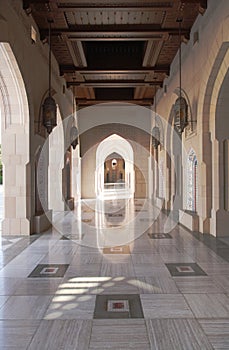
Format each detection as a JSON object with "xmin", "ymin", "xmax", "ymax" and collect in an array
[{"xmin": 0, "ymin": 198, "xmax": 229, "ymax": 349}]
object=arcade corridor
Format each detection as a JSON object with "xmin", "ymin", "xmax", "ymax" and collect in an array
[{"xmin": 0, "ymin": 0, "xmax": 229, "ymax": 348}]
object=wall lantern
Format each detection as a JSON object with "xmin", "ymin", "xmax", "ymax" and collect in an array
[
  {"xmin": 152, "ymin": 126, "xmax": 160, "ymax": 149},
  {"xmin": 42, "ymin": 19, "xmax": 57, "ymax": 134},
  {"xmin": 174, "ymin": 96, "xmax": 188, "ymax": 134},
  {"xmin": 70, "ymin": 126, "xmax": 78, "ymax": 149},
  {"xmin": 174, "ymin": 17, "xmax": 188, "ymax": 134},
  {"xmin": 152, "ymin": 85, "xmax": 160, "ymax": 149}
]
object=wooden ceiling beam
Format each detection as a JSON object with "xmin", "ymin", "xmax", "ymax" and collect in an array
[
  {"xmin": 75, "ymin": 99, "xmax": 153, "ymax": 106},
  {"xmin": 67, "ymin": 80, "xmax": 163, "ymax": 88},
  {"xmin": 40, "ymin": 26, "xmax": 190, "ymax": 39},
  {"xmin": 60, "ymin": 66, "xmax": 170, "ymax": 75},
  {"xmin": 57, "ymin": 5, "xmax": 173, "ymax": 11}
]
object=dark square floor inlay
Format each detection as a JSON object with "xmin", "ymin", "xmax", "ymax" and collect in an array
[
  {"xmin": 148, "ymin": 233, "xmax": 172, "ymax": 239},
  {"xmin": 165, "ymin": 263, "xmax": 207, "ymax": 277},
  {"xmin": 94, "ymin": 294, "xmax": 144, "ymax": 319},
  {"xmin": 28, "ymin": 264, "xmax": 69, "ymax": 278}
]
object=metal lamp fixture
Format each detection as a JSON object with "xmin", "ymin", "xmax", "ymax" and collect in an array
[
  {"xmin": 152, "ymin": 86, "xmax": 160, "ymax": 149},
  {"xmin": 174, "ymin": 18, "xmax": 188, "ymax": 134},
  {"xmin": 42, "ymin": 19, "xmax": 57, "ymax": 134},
  {"xmin": 70, "ymin": 91, "xmax": 78, "ymax": 149},
  {"xmin": 70, "ymin": 125, "xmax": 78, "ymax": 149}
]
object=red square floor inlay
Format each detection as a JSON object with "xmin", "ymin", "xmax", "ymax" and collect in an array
[
  {"xmin": 107, "ymin": 299, "xmax": 129, "ymax": 312},
  {"xmin": 176, "ymin": 266, "xmax": 194, "ymax": 273},
  {"xmin": 40, "ymin": 267, "xmax": 59, "ymax": 274}
]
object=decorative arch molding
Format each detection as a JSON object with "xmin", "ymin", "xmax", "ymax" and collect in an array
[
  {"xmin": 0, "ymin": 42, "xmax": 30, "ymax": 235},
  {"xmin": 96, "ymin": 134, "xmax": 135, "ymax": 198},
  {"xmin": 186, "ymin": 148, "xmax": 198, "ymax": 212},
  {"xmin": 199, "ymin": 42, "xmax": 229, "ymax": 234}
]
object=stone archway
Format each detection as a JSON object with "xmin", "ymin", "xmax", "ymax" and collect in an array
[
  {"xmin": 0, "ymin": 43, "xmax": 29, "ymax": 235},
  {"xmin": 96, "ymin": 134, "xmax": 135, "ymax": 199}
]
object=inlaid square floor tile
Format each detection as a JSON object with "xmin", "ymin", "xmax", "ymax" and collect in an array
[
  {"xmin": 103, "ymin": 246, "xmax": 130, "ymax": 254},
  {"xmin": 28, "ymin": 264, "xmax": 69, "ymax": 278},
  {"xmin": 165, "ymin": 263, "xmax": 207, "ymax": 277},
  {"xmin": 94, "ymin": 294, "xmax": 144, "ymax": 319},
  {"xmin": 148, "ymin": 233, "xmax": 172, "ymax": 239}
]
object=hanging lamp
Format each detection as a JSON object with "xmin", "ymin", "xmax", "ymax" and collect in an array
[
  {"xmin": 152, "ymin": 86, "xmax": 160, "ymax": 149},
  {"xmin": 70, "ymin": 89, "xmax": 78, "ymax": 149},
  {"xmin": 42, "ymin": 19, "xmax": 57, "ymax": 134},
  {"xmin": 174, "ymin": 18, "xmax": 188, "ymax": 134}
]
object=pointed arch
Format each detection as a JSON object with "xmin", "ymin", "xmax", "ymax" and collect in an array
[
  {"xmin": 96, "ymin": 134, "xmax": 135, "ymax": 198},
  {"xmin": 0, "ymin": 43, "xmax": 30, "ymax": 235}
]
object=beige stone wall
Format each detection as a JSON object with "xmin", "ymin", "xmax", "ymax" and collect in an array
[
  {"xmin": 0, "ymin": 0, "xmax": 74, "ymax": 234},
  {"xmin": 154, "ymin": 0, "xmax": 229, "ymax": 236}
]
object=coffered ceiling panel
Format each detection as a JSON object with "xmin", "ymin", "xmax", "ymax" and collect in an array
[{"xmin": 24, "ymin": 0, "xmax": 207, "ymax": 105}]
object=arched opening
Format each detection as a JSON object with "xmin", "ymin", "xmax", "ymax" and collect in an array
[
  {"xmin": 104, "ymin": 153, "xmax": 125, "ymax": 190},
  {"xmin": 96, "ymin": 134, "xmax": 134, "ymax": 199},
  {"xmin": 0, "ymin": 43, "xmax": 29, "ymax": 235},
  {"xmin": 214, "ymin": 68, "xmax": 229, "ymax": 236}
]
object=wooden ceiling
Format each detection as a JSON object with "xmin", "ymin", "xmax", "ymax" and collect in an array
[{"xmin": 23, "ymin": 0, "xmax": 207, "ymax": 106}]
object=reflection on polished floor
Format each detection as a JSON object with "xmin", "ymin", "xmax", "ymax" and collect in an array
[{"xmin": 0, "ymin": 199, "xmax": 229, "ymax": 349}]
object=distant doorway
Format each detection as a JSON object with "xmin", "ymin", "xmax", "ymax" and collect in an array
[
  {"xmin": 104, "ymin": 152, "xmax": 125, "ymax": 190},
  {"xmin": 96, "ymin": 134, "xmax": 134, "ymax": 199}
]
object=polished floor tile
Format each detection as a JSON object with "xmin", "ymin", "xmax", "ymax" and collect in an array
[
  {"xmin": 140, "ymin": 294, "xmax": 194, "ymax": 318},
  {"xmin": 0, "ymin": 320, "xmax": 40, "ymax": 349},
  {"xmin": 146, "ymin": 319, "xmax": 213, "ymax": 350},
  {"xmin": 44, "ymin": 295, "xmax": 96, "ymax": 320},
  {"xmin": 100, "ymin": 263, "xmax": 135, "ymax": 276},
  {"xmin": 64, "ymin": 264, "xmax": 101, "ymax": 278},
  {"xmin": 56, "ymin": 277, "xmax": 101, "ymax": 295},
  {"xmin": 198, "ymin": 319, "xmax": 229, "ymax": 350},
  {"xmin": 89, "ymin": 319, "xmax": 150, "ymax": 349},
  {"xmin": 0, "ymin": 296, "xmax": 52, "ymax": 319},
  {"xmin": 133, "ymin": 276, "xmax": 179, "ymax": 294},
  {"xmin": 13, "ymin": 278, "xmax": 61, "ymax": 295},
  {"xmin": 174, "ymin": 276, "xmax": 224, "ymax": 294},
  {"xmin": 184, "ymin": 294, "xmax": 229, "ymax": 318},
  {"xmin": 27, "ymin": 320, "xmax": 92, "ymax": 350},
  {"xmin": 0, "ymin": 277, "xmax": 21, "ymax": 295},
  {"xmin": 96, "ymin": 277, "xmax": 140, "ymax": 294}
]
